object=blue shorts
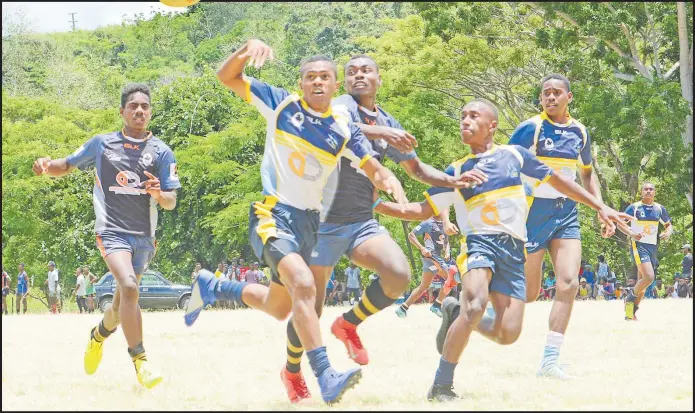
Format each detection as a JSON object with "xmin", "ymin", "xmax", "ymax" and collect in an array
[
  {"xmin": 96, "ymin": 231, "xmax": 156, "ymax": 275},
  {"xmin": 525, "ymin": 198, "xmax": 581, "ymax": 253},
  {"xmin": 310, "ymin": 219, "xmax": 389, "ymax": 267},
  {"xmin": 458, "ymin": 234, "xmax": 527, "ymax": 301},
  {"xmin": 248, "ymin": 199, "xmax": 320, "ymax": 286},
  {"xmin": 631, "ymin": 240, "xmax": 659, "ymax": 270},
  {"xmin": 422, "ymin": 254, "xmax": 448, "ymax": 274}
]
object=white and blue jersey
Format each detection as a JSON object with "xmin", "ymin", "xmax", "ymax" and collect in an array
[
  {"xmin": 65, "ymin": 131, "xmax": 181, "ymax": 237},
  {"xmin": 625, "ymin": 201, "xmax": 671, "ymax": 269}
]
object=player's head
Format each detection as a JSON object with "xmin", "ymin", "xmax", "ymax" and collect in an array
[
  {"xmin": 460, "ymin": 98, "xmax": 498, "ymax": 145},
  {"xmin": 195, "ymin": 262, "xmax": 201, "ymax": 270},
  {"xmin": 299, "ymin": 55, "xmax": 339, "ymax": 112},
  {"xmin": 540, "ymin": 74, "xmax": 572, "ymax": 118},
  {"xmin": 19, "ymin": 263, "xmax": 25, "ymax": 271},
  {"xmin": 344, "ymin": 54, "xmax": 381, "ymax": 98},
  {"xmin": 76, "ymin": 267, "xmax": 82, "ymax": 275},
  {"xmin": 641, "ymin": 182, "xmax": 655, "ymax": 201},
  {"xmin": 598, "ymin": 255, "xmax": 605, "ymax": 263},
  {"xmin": 120, "ymin": 83, "xmax": 152, "ymax": 131}
]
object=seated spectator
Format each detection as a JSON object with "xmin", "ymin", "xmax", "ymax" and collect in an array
[
  {"xmin": 325, "ymin": 271, "xmax": 336, "ymax": 306},
  {"xmin": 677, "ymin": 276, "xmax": 690, "ymax": 298},
  {"xmin": 582, "ymin": 265, "xmax": 595, "ymax": 293},
  {"xmin": 601, "ymin": 278, "xmax": 615, "ymax": 300},
  {"xmin": 333, "ymin": 280, "xmax": 346, "ymax": 305},
  {"xmin": 614, "ymin": 280, "xmax": 624, "ymax": 300},
  {"xmin": 576, "ymin": 278, "xmax": 590, "ymax": 300},
  {"xmin": 543, "ymin": 271, "xmax": 557, "ymax": 300},
  {"xmin": 655, "ymin": 279, "xmax": 667, "ymax": 298},
  {"xmin": 672, "ymin": 275, "xmax": 681, "ymax": 298},
  {"xmin": 645, "ymin": 277, "xmax": 657, "ymax": 299}
]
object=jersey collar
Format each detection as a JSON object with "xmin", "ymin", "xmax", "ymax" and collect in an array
[
  {"xmin": 120, "ymin": 129, "xmax": 153, "ymax": 142},
  {"xmin": 300, "ymin": 98, "xmax": 332, "ymax": 118},
  {"xmin": 540, "ymin": 110, "xmax": 573, "ymax": 127}
]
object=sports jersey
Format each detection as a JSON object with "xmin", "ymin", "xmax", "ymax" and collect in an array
[
  {"xmin": 424, "ymin": 145, "xmax": 553, "ymax": 241},
  {"xmin": 66, "ymin": 131, "xmax": 180, "ymax": 237},
  {"xmin": 509, "ymin": 111, "xmax": 592, "ymax": 200},
  {"xmin": 624, "ymin": 201, "xmax": 671, "ymax": 246},
  {"xmin": 241, "ymin": 76, "xmax": 376, "ymax": 211},
  {"xmin": 413, "ymin": 218, "xmax": 448, "ymax": 256},
  {"xmin": 322, "ymin": 94, "xmax": 417, "ymax": 223}
]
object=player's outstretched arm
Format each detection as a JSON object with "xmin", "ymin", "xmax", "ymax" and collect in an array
[
  {"xmin": 217, "ymin": 39, "xmax": 274, "ymax": 98},
  {"xmin": 374, "ymin": 199, "xmax": 435, "ymax": 222},
  {"xmin": 32, "ymin": 157, "xmax": 75, "ymax": 177},
  {"xmin": 357, "ymin": 124, "xmax": 418, "ymax": 153},
  {"xmin": 400, "ymin": 158, "xmax": 488, "ymax": 189},
  {"xmin": 360, "ymin": 158, "xmax": 408, "ymax": 205}
]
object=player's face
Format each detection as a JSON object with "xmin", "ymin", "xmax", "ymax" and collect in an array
[
  {"xmin": 344, "ymin": 58, "xmax": 381, "ymax": 97},
  {"xmin": 300, "ymin": 62, "xmax": 339, "ymax": 112},
  {"xmin": 460, "ymin": 102, "xmax": 498, "ymax": 145},
  {"xmin": 540, "ymin": 79, "xmax": 572, "ymax": 118},
  {"xmin": 641, "ymin": 184, "xmax": 655, "ymax": 201},
  {"xmin": 120, "ymin": 92, "xmax": 152, "ymax": 130}
]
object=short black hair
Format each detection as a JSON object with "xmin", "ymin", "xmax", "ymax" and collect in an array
[
  {"xmin": 463, "ymin": 98, "xmax": 499, "ymax": 121},
  {"xmin": 642, "ymin": 182, "xmax": 655, "ymax": 190},
  {"xmin": 540, "ymin": 73, "xmax": 571, "ymax": 92},
  {"xmin": 598, "ymin": 255, "xmax": 605, "ymax": 262},
  {"xmin": 345, "ymin": 54, "xmax": 379, "ymax": 73},
  {"xmin": 121, "ymin": 83, "xmax": 151, "ymax": 108},
  {"xmin": 299, "ymin": 55, "xmax": 337, "ymax": 77}
]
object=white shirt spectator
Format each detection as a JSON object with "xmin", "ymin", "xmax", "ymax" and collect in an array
[
  {"xmin": 219, "ymin": 272, "xmax": 229, "ymax": 282},
  {"xmin": 48, "ymin": 269, "xmax": 59, "ymax": 294},
  {"xmin": 346, "ymin": 267, "xmax": 361, "ymax": 289},
  {"xmin": 75, "ymin": 274, "xmax": 86, "ymax": 296}
]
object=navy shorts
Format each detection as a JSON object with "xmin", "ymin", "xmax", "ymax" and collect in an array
[
  {"xmin": 525, "ymin": 198, "xmax": 580, "ymax": 253},
  {"xmin": 96, "ymin": 231, "xmax": 156, "ymax": 275},
  {"xmin": 422, "ymin": 254, "xmax": 448, "ymax": 274},
  {"xmin": 249, "ymin": 198, "xmax": 320, "ymax": 286},
  {"xmin": 458, "ymin": 233, "xmax": 527, "ymax": 301},
  {"xmin": 310, "ymin": 219, "xmax": 389, "ymax": 267},
  {"xmin": 631, "ymin": 240, "xmax": 659, "ymax": 271}
]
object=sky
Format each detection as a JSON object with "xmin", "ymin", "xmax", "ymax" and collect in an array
[{"xmin": 2, "ymin": 2, "xmax": 187, "ymax": 34}]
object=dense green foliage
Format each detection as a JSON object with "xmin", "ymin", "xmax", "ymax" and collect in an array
[{"xmin": 2, "ymin": 2, "xmax": 692, "ymax": 289}]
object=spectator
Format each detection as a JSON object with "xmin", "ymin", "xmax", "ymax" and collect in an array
[
  {"xmin": 601, "ymin": 278, "xmax": 615, "ymax": 300},
  {"xmin": 74, "ymin": 268, "xmax": 87, "ymax": 314},
  {"xmin": 645, "ymin": 277, "xmax": 657, "ymax": 299},
  {"xmin": 223, "ymin": 263, "xmax": 229, "ymax": 277},
  {"xmin": 345, "ymin": 263, "xmax": 362, "ymax": 304},
  {"xmin": 582, "ymin": 264, "xmax": 595, "ymax": 293},
  {"xmin": 238, "ymin": 258, "xmax": 249, "ymax": 282},
  {"xmin": 332, "ymin": 280, "xmax": 346, "ymax": 305},
  {"xmin": 191, "ymin": 262, "xmax": 201, "ymax": 282},
  {"xmin": 246, "ymin": 262, "xmax": 262, "ymax": 284},
  {"xmin": 16, "ymin": 263, "xmax": 29, "ymax": 314},
  {"xmin": 325, "ymin": 271, "xmax": 336, "ymax": 306},
  {"xmin": 214, "ymin": 263, "xmax": 224, "ymax": 279},
  {"xmin": 83, "ymin": 266, "xmax": 97, "ymax": 314},
  {"xmin": 259, "ymin": 266, "xmax": 270, "ymax": 286},
  {"xmin": 543, "ymin": 271, "xmax": 557, "ymax": 300},
  {"xmin": 576, "ymin": 277, "xmax": 590, "ymax": 300},
  {"xmin": 683, "ymin": 244, "xmax": 693, "ymax": 279},
  {"xmin": 677, "ymin": 276, "xmax": 690, "ymax": 298},
  {"xmin": 596, "ymin": 255, "xmax": 610, "ymax": 281},
  {"xmin": 45, "ymin": 261, "xmax": 59, "ymax": 314},
  {"xmin": 2, "ymin": 265, "xmax": 9, "ymax": 315},
  {"xmin": 671, "ymin": 275, "xmax": 681, "ymax": 298},
  {"xmin": 614, "ymin": 280, "xmax": 623, "ymax": 300},
  {"xmin": 655, "ymin": 279, "xmax": 667, "ymax": 298}
]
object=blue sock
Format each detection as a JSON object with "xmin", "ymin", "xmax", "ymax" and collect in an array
[
  {"xmin": 216, "ymin": 281, "xmax": 248, "ymax": 306},
  {"xmin": 479, "ymin": 305, "xmax": 495, "ymax": 332},
  {"xmin": 434, "ymin": 357, "xmax": 457, "ymax": 386},
  {"xmin": 306, "ymin": 346, "xmax": 331, "ymax": 378},
  {"xmin": 540, "ymin": 332, "xmax": 563, "ymax": 369}
]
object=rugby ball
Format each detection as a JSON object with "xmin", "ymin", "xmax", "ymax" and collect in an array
[{"xmin": 160, "ymin": 0, "xmax": 200, "ymax": 7}]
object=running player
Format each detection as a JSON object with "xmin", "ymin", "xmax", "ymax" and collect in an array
[
  {"xmin": 505, "ymin": 73, "xmax": 607, "ymax": 379},
  {"xmin": 183, "ymin": 39, "xmax": 409, "ymax": 405},
  {"xmin": 395, "ymin": 215, "xmax": 451, "ymax": 318},
  {"xmin": 32, "ymin": 83, "xmax": 180, "ymax": 389},
  {"xmin": 279, "ymin": 55, "xmax": 479, "ymax": 404},
  {"xmin": 623, "ymin": 182, "xmax": 672, "ymax": 320},
  {"xmin": 375, "ymin": 99, "xmax": 631, "ymax": 401}
]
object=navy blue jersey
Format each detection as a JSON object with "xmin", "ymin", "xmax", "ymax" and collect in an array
[
  {"xmin": 66, "ymin": 131, "xmax": 180, "ymax": 237},
  {"xmin": 624, "ymin": 201, "xmax": 671, "ymax": 246},
  {"xmin": 412, "ymin": 218, "xmax": 448, "ymax": 256}
]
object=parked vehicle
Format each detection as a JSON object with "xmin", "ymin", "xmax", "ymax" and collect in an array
[{"xmin": 94, "ymin": 269, "xmax": 191, "ymax": 313}]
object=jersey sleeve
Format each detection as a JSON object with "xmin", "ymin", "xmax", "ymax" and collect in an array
[
  {"xmin": 423, "ymin": 164, "xmax": 456, "ymax": 216},
  {"xmin": 412, "ymin": 220, "xmax": 432, "ymax": 237},
  {"xmin": 342, "ymin": 123, "xmax": 378, "ymax": 166},
  {"xmin": 331, "ymin": 94, "xmax": 361, "ymax": 123},
  {"xmin": 515, "ymin": 146, "xmax": 553, "ymax": 182},
  {"xmin": 578, "ymin": 127, "xmax": 593, "ymax": 169},
  {"xmin": 65, "ymin": 135, "xmax": 103, "ymax": 171},
  {"xmin": 508, "ymin": 119, "xmax": 537, "ymax": 149},
  {"xmin": 242, "ymin": 76, "xmax": 290, "ymax": 113},
  {"xmin": 659, "ymin": 205, "xmax": 671, "ymax": 225},
  {"xmin": 156, "ymin": 147, "xmax": 181, "ymax": 191}
]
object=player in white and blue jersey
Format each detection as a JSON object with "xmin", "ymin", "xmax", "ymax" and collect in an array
[
  {"xmin": 183, "ymin": 39, "xmax": 409, "ymax": 405},
  {"xmin": 33, "ymin": 83, "xmax": 180, "ymax": 389},
  {"xmin": 375, "ymin": 99, "xmax": 630, "ymax": 402},
  {"xmin": 623, "ymin": 182, "xmax": 673, "ymax": 320},
  {"xmin": 506, "ymin": 73, "xmax": 607, "ymax": 379}
]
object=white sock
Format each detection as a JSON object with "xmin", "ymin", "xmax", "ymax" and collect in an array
[{"xmin": 546, "ymin": 331, "xmax": 564, "ymax": 348}]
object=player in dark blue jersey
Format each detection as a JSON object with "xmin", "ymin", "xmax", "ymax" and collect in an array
[
  {"xmin": 33, "ymin": 83, "xmax": 180, "ymax": 389},
  {"xmin": 183, "ymin": 39, "xmax": 410, "ymax": 405},
  {"xmin": 375, "ymin": 99, "xmax": 631, "ymax": 401}
]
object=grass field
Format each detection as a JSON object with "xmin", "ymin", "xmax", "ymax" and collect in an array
[{"xmin": 2, "ymin": 299, "xmax": 692, "ymax": 410}]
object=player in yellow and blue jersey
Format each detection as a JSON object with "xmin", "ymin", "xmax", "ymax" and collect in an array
[
  {"xmin": 375, "ymin": 99, "xmax": 631, "ymax": 402},
  {"xmin": 506, "ymin": 73, "xmax": 606, "ymax": 379},
  {"xmin": 623, "ymin": 182, "xmax": 673, "ymax": 320},
  {"xmin": 183, "ymin": 39, "xmax": 409, "ymax": 405}
]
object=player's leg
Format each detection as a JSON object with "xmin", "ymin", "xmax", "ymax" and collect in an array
[
  {"xmin": 524, "ymin": 250, "xmax": 547, "ymax": 303},
  {"xmin": 628, "ymin": 241, "xmax": 655, "ymax": 320},
  {"xmin": 428, "ymin": 267, "xmax": 492, "ymax": 402},
  {"xmin": 398, "ymin": 265, "xmax": 434, "ymax": 316},
  {"xmin": 430, "ymin": 256, "xmax": 452, "ymax": 316}
]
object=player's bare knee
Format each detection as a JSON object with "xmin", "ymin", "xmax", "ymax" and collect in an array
[
  {"xmin": 557, "ymin": 276, "xmax": 578, "ymax": 295},
  {"xmin": 288, "ymin": 271, "xmax": 317, "ymax": 300},
  {"xmin": 498, "ymin": 324, "xmax": 522, "ymax": 345},
  {"xmin": 119, "ymin": 276, "xmax": 139, "ymax": 302},
  {"xmin": 463, "ymin": 294, "xmax": 487, "ymax": 321}
]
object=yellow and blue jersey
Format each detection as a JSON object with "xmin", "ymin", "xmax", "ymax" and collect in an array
[
  {"xmin": 424, "ymin": 145, "xmax": 553, "ymax": 242},
  {"xmin": 508, "ymin": 111, "xmax": 592, "ymax": 200},
  {"xmin": 241, "ymin": 76, "xmax": 376, "ymax": 211},
  {"xmin": 624, "ymin": 201, "xmax": 671, "ymax": 246}
]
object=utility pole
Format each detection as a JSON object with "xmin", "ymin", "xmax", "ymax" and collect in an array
[{"xmin": 68, "ymin": 12, "xmax": 78, "ymax": 31}]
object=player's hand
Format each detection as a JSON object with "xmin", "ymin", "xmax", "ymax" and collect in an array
[
  {"xmin": 631, "ymin": 231, "xmax": 644, "ymax": 241},
  {"xmin": 32, "ymin": 157, "xmax": 52, "ymax": 176},
  {"xmin": 447, "ymin": 169, "xmax": 488, "ymax": 189},
  {"xmin": 141, "ymin": 171, "xmax": 161, "ymax": 199},
  {"xmin": 659, "ymin": 231, "xmax": 671, "ymax": 241},
  {"xmin": 241, "ymin": 39, "xmax": 274, "ymax": 69},
  {"xmin": 443, "ymin": 221, "xmax": 459, "ymax": 236},
  {"xmin": 420, "ymin": 248, "xmax": 432, "ymax": 259},
  {"xmin": 597, "ymin": 207, "xmax": 634, "ymax": 238},
  {"xmin": 383, "ymin": 176, "xmax": 408, "ymax": 205},
  {"xmin": 375, "ymin": 126, "xmax": 418, "ymax": 153}
]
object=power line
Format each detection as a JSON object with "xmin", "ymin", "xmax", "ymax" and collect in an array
[{"xmin": 68, "ymin": 12, "xmax": 78, "ymax": 31}]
